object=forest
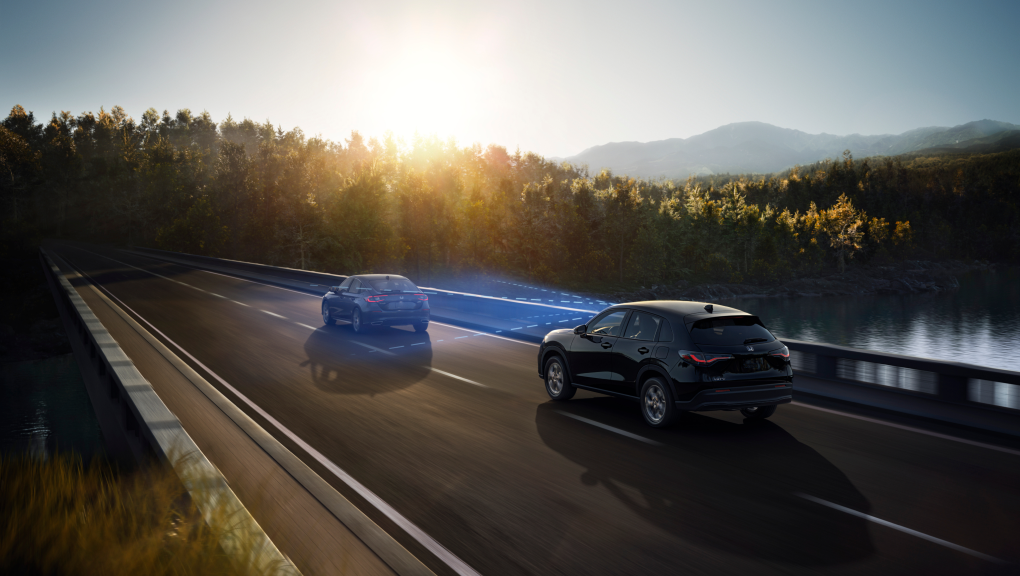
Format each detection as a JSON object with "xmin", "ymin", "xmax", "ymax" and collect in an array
[{"xmin": 2, "ymin": 104, "xmax": 1019, "ymax": 291}]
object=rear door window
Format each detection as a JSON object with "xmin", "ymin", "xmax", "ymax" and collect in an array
[
  {"xmin": 622, "ymin": 311, "xmax": 661, "ymax": 341},
  {"xmin": 688, "ymin": 316, "xmax": 775, "ymax": 346},
  {"xmin": 657, "ymin": 319, "xmax": 674, "ymax": 342}
]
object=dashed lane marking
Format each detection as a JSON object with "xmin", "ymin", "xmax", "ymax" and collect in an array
[
  {"xmin": 351, "ymin": 341, "xmax": 395, "ymax": 356},
  {"xmin": 64, "ymin": 254, "xmax": 482, "ymax": 576},
  {"xmin": 792, "ymin": 402, "xmax": 1020, "ymax": 457},
  {"xmin": 429, "ymin": 322, "xmax": 540, "ymax": 347},
  {"xmin": 797, "ymin": 494, "xmax": 1007, "ymax": 564},
  {"xmin": 556, "ymin": 412, "xmax": 663, "ymax": 446},
  {"xmin": 261, "ymin": 310, "xmax": 287, "ymax": 319},
  {"xmin": 296, "ymin": 323, "xmax": 317, "ymax": 330},
  {"xmin": 428, "ymin": 367, "xmax": 486, "ymax": 387}
]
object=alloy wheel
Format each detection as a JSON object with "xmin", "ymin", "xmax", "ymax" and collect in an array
[
  {"xmin": 547, "ymin": 362, "xmax": 564, "ymax": 395},
  {"xmin": 644, "ymin": 382, "xmax": 667, "ymax": 424}
]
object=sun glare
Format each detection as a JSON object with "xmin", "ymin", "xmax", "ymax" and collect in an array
[{"xmin": 361, "ymin": 45, "xmax": 491, "ymax": 146}]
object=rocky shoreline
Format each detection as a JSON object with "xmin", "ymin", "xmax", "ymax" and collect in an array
[{"xmin": 609, "ymin": 260, "xmax": 995, "ymax": 303}]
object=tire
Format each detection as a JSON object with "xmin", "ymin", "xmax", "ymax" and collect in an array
[
  {"xmin": 414, "ymin": 322, "xmax": 429, "ymax": 333},
  {"xmin": 351, "ymin": 308, "xmax": 365, "ymax": 334},
  {"xmin": 322, "ymin": 302, "xmax": 335, "ymax": 326},
  {"xmin": 544, "ymin": 356, "xmax": 576, "ymax": 401},
  {"xmin": 741, "ymin": 405, "xmax": 777, "ymax": 420},
  {"xmin": 640, "ymin": 377, "xmax": 676, "ymax": 428}
]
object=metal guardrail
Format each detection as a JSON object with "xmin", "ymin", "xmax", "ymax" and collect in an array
[
  {"xmin": 127, "ymin": 246, "xmax": 1020, "ymax": 435},
  {"xmin": 40, "ymin": 248, "xmax": 300, "ymax": 575},
  {"xmin": 785, "ymin": 339, "xmax": 1020, "ymax": 414}
]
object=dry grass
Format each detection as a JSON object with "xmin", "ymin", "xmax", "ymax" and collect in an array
[{"xmin": 0, "ymin": 452, "xmax": 286, "ymax": 576}]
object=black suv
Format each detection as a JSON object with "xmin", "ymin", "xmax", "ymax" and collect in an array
[
  {"xmin": 322, "ymin": 274, "xmax": 430, "ymax": 333},
  {"xmin": 537, "ymin": 301, "xmax": 792, "ymax": 427}
]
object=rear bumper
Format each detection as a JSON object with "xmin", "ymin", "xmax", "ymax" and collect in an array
[
  {"xmin": 676, "ymin": 384, "xmax": 793, "ymax": 412},
  {"xmin": 365, "ymin": 309, "xmax": 429, "ymax": 326}
]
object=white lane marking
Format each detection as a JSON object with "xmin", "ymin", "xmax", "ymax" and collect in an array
[
  {"xmin": 455, "ymin": 336, "xmax": 469, "ymax": 339},
  {"xmin": 123, "ymin": 250, "xmax": 324, "ymax": 299},
  {"xmin": 556, "ymin": 411, "xmax": 662, "ymax": 446},
  {"xmin": 209, "ymin": 292, "xmax": 226, "ymax": 298},
  {"xmin": 261, "ymin": 309, "xmax": 287, "ymax": 319},
  {"xmin": 83, "ymin": 275, "xmax": 481, "ymax": 576},
  {"xmin": 351, "ymin": 341, "xmax": 395, "ymax": 356},
  {"xmin": 792, "ymin": 402, "xmax": 1020, "ymax": 458},
  {"xmin": 796, "ymin": 494, "xmax": 1007, "ymax": 564},
  {"xmin": 102, "ymin": 248, "xmax": 537, "ymax": 354},
  {"xmin": 389, "ymin": 346, "xmax": 404, "ymax": 349},
  {"xmin": 296, "ymin": 323, "xmax": 317, "ymax": 330},
  {"xmin": 527, "ymin": 325, "xmax": 538, "ymax": 328},
  {"xmin": 429, "ymin": 321, "xmax": 540, "ymax": 347},
  {"xmin": 511, "ymin": 327, "xmax": 522, "ymax": 330},
  {"xmin": 428, "ymin": 367, "xmax": 486, "ymax": 387},
  {"xmin": 411, "ymin": 342, "xmax": 425, "ymax": 346},
  {"xmin": 231, "ymin": 300, "xmax": 250, "ymax": 307}
]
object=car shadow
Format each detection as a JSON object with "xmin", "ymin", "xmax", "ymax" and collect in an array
[
  {"xmin": 301, "ymin": 324, "xmax": 433, "ymax": 396},
  {"xmin": 535, "ymin": 398, "xmax": 874, "ymax": 567}
]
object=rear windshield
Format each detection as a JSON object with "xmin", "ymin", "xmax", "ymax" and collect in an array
[
  {"xmin": 366, "ymin": 277, "xmax": 420, "ymax": 293},
  {"xmin": 688, "ymin": 316, "xmax": 775, "ymax": 346}
]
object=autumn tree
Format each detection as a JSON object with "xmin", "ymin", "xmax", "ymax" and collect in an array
[{"xmin": 818, "ymin": 193, "xmax": 866, "ymax": 273}]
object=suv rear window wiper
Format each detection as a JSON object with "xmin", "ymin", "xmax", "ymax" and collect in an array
[{"xmin": 744, "ymin": 338, "xmax": 768, "ymax": 344}]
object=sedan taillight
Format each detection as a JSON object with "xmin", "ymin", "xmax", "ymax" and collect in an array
[
  {"xmin": 680, "ymin": 351, "xmax": 733, "ymax": 365},
  {"xmin": 365, "ymin": 295, "xmax": 384, "ymax": 303},
  {"xmin": 415, "ymin": 293, "xmax": 428, "ymax": 301}
]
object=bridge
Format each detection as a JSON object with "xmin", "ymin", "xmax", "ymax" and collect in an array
[{"xmin": 41, "ymin": 241, "xmax": 1020, "ymax": 575}]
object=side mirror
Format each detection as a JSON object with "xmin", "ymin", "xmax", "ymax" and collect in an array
[
  {"xmin": 573, "ymin": 325, "xmax": 587, "ymax": 335},
  {"xmin": 329, "ymin": 286, "xmax": 340, "ymax": 293}
]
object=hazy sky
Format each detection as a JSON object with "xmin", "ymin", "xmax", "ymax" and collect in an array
[{"xmin": 2, "ymin": 0, "xmax": 1017, "ymax": 157}]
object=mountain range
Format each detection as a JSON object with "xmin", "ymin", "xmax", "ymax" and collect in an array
[{"xmin": 560, "ymin": 120, "xmax": 1020, "ymax": 179}]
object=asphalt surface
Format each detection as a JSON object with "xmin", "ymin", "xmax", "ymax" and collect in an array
[{"xmin": 51, "ymin": 243, "xmax": 1020, "ymax": 576}]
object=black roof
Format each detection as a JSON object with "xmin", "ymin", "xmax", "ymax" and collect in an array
[
  {"xmin": 606, "ymin": 300, "xmax": 752, "ymax": 323},
  {"xmin": 354, "ymin": 274, "xmax": 412, "ymax": 281}
]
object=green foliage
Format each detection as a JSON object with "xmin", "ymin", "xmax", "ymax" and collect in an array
[
  {"xmin": 155, "ymin": 196, "xmax": 228, "ymax": 255},
  {"xmin": 4, "ymin": 103, "xmax": 1018, "ymax": 291}
]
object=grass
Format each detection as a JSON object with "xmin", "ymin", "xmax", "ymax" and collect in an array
[{"xmin": 0, "ymin": 451, "xmax": 291, "ymax": 575}]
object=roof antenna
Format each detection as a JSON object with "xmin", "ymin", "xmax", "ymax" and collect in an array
[{"xmin": 705, "ymin": 304, "xmax": 713, "ymax": 313}]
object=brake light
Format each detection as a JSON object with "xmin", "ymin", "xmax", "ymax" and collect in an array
[
  {"xmin": 680, "ymin": 351, "xmax": 733, "ymax": 365},
  {"xmin": 365, "ymin": 295, "xmax": 384, "ymax": 303},
  {"xmin": 769, "ymin": 346, "xmax": 790, "ymax": 360},
  {"xmin": 415, "ymin": 293, "xmax": 428, "ymax": 301}
]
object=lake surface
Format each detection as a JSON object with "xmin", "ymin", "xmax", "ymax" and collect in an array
[
  {"xmin": 721, "ymin": 267, "xmax": 1020, "ymax": 373},
  {"xmin": 0, "ymin": 354, "xmax": 105, "ymax": 461}
]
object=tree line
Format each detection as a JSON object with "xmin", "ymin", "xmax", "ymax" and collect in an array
[{"xmin": 3, "ymin": 104, "xmax": 1017, "ymax": 290}]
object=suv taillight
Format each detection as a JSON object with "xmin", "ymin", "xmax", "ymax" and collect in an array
[
  {"xmin": 680, "ymin": 351, "xmax": 733, "ymax": 366},
  {"xmin": 769, "ymin": 346, "xmax": 790, "ymax": 360}
]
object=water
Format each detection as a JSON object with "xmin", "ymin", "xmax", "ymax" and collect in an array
[
  {"xmin": 0, "ymin": 354, "xmax": 105, "ymax": 461},
  {"xmin": 719, "ymin": 267, "xmax": 1020, "ymax": 373}
]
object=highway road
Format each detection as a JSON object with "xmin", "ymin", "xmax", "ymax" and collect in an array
[{"xmin": 51, "ymin": 243, "xmax": 1020, "ymax": 576}]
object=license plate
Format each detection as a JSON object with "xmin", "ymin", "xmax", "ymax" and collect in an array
[
  {"xmin": 741, "ymin": 358, "xmax": 767, "ymax": 372},
  {"xmin": 386, "ymin": 302, "xmax": 417, "ymax": 310}
]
